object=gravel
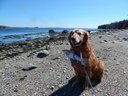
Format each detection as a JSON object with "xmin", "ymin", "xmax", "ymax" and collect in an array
[{"xmin": 0, "ymin": 30, "xmax": 128, "ymax": 96}]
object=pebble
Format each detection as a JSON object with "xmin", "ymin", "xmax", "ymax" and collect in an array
[
  {"xmin": 58, "ymin": 84, "xmax": 63, "ymax": 88},
  {"xmin": 113, "ymin": 58, "xmax": 116, "ymax": 60},
  {"xmin": 112, "ymin": 41, "xmax": 115, "ymax": 43},
  {"xmin": 99, "ymin": 41, "xmax": 104, "ymax": 43},
  {"xmin": 0, "ymin": 70, "xmax": 3, "ymax": 74},
  {"xmin": 50, "ymin": 86, "xmax": 55, "ymax": 91},
  {"xmin": 97, "ymin": 88, "xmax": 102, "ymax": 92},
  {"xmin": 105, "ymin": 69, "xmax": 108, "ymax": 72},
  {"xmin": 19, "ymin": 75, "xmax": 27, "ymax": 81},
  {"xmin": 22, "ymin": 63, "xmax": 37, "ymax": 71},
  {"xmin": 82, "ymin": 93, "xmax": 89, "ymax": 96},
  {"xmin": 66, "ymin": 76, "xmax": 69, "ymax": 79},
  {"xmin": 52, "ymin": 57, "xmax": 60, "ymax": 60},
  {"xmin": 123, "ymin": 38, "xmax": 128, "ymax": 41},
  {"xmin": 13, "ymin": 87, "xmax": 18, "ymax": 92},
  {"xmin": 126, "ymin": 88, "xmax": 128, "ymax": 91},
  {"xmin": 123, "ymin": 70, "xmax": 126, "ymax": 74},
  {"xmin": 63, "ymin": 70, "xmax": 66, "ymax": 73},
  {"xmin": 104, "ymin": 40, "xmax": 107, "ymax": 42},
  {"xmin": 37, "ymin": 50, "xmax": 49, "ymax": 58},
  {"xmin": 50, "ymin": 68, "xmax": 53, "ymax": 71},
  {"xmin": 66, "ymin": 43, "xmax": 69, "ymax": 45},
  {"xmin": 99, "ymin": 36, "xmax": 102, "ymax": 38},
  {"xmin": 116, "ymin": 62, "xmax": 120, "ymax": 65}
]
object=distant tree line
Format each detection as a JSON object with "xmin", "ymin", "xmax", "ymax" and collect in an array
[
  {"xmin": 98, "ymin": 19, "xmax": 128, "ymax": 29},
  {"xmin": 0, "ymin": 25, "xmax": 9, "ymax": 29}
]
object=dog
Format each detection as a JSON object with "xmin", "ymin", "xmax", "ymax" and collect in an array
[{"xmin": 68, "ymin": 29, "xmax": 105, "ymax": 88}]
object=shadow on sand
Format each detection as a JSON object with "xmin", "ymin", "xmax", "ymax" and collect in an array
[{"xmin": 50, "ymin": 77, "xmax": 85, "ymax": 96}]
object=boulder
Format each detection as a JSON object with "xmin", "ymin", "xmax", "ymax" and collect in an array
[
  {"xmin": 62, "ymin": 30, "xmax": 68, "ymax": 34},
  {"xmin": 48, "ymin": 29, "xmax": 59, "ymax": 37}
]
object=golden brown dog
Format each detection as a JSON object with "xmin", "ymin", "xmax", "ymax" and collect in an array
[{"xmin": 68, "ymin": 29, "xmax": 105, "ymax": 87}]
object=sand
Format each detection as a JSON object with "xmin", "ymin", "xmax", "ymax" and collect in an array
[{"xmin": 0, "ymin": 29, "xmax": 128, "ymax": 96}]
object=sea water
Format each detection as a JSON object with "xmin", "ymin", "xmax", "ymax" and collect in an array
[{"xmin": 0, "ymin": 27, "xmax": 95, "ymax": 44}]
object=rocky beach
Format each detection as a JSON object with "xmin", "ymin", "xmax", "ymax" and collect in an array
[{"xmin": 0, "ymin": 29, "xmax": 128, "ymax": 96}]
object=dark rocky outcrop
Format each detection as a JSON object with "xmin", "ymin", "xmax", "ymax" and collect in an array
[
  {"xmin": 62, "ymin": 30, "xmax": 68, "ymax": 34},
  {"xmin": 98, "ymin": 19, "xmax": 128, "ymax": 29},
  {"xmin": 0, "ymin": 25, "xmax": 9, "ymax": 29},
  {"xmin": 48, "ymin": 29, "xmax": 58, "ymax": 37}
]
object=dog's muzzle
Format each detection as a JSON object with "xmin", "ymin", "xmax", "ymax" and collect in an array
[{"xmin": 69, "ymin": 38, "xmax": 81, "ymax": 47}]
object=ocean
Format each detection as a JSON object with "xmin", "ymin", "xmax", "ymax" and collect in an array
[{"xmin": 0, "ymin": 27, "xmax": 95, "ymax": 44}]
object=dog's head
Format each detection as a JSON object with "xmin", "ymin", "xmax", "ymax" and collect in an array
[{"xmin": 68, "ymin": 29, "xmax": 89, "ymax": 47}]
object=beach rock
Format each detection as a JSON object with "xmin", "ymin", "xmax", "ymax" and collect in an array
[
  {"xmin": 116, "ymin": 62, "xmax": 120, "ymax": 65},
  {"xmin": 52, "ymin": 57, "xmax": 60, "ymax": 60},
  {"xmin": 19, "ymin": 75, "xmax": 27, "ymax": 81},
  {"xmin": 96, "ymin": 87, "xmax": 102, "ymax": 92},
  {"xmin": 99, "ymin": 36, "xmax": 102, "ymax": 38},
  {"xmin": 49, "ymin": 29, "xmax": 55, "ymax": 33},
  {"xmin": 48, "ymin": 29, "xmax": 59, "ymax": 37},
  {"xmin": 61, "ymin": 30, "xmax": 68, "ymax": 36},
  {"xmin": 58, "ymin": 84, "xmax": 63, "ymax": 88},
  {"xmin": 104, "ymin": 40, "xmax": 107, "ymax": 42},
  {"xmin": 123, "ymin": 38, "xmax": 128, "ymax": 41},
  {"xmin": 99, "ymin": 41, "xmax": 104, "ymax": 43},
  {"xmin": 37, "ymin": 50, "xmax": 49, "ymax": 58},
  {"xmin": 50, "ymin": 86, "xmax": 55, "ymax": 91},
  {"xmin": 13, "ymin": 88, "xmax": 18, "ymax": 93},
  {"xmin": 22, "ymin": 63, "xmax": 37, "ymax": 71}
]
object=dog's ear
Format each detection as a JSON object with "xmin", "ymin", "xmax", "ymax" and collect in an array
[
  {"xmin": 68, "ymin": 31, "xmax": 73, "ymax": 41},
  {"xmin": 83, "ymin": 31, "xmax": 89, "ymax": 44}
]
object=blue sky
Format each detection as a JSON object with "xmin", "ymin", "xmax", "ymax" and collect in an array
[{"xmin": 0, "ymin": 0, "xmax": 128, "ymax": 28}]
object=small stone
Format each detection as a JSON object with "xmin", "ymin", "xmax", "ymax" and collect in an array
[
  {"xmin": 63, "ymin": 70, "xmax": 66, "ymax": 73},
  {"xmin": 82, "ymin": 93, "xmax": 89, "ymax": 96},
  {"xmin": 37, "ymin": 50, "xmax": 49, "ymax": 58},
  {"xmin": 96, "ymin": 88, "xmax": 102, "ymax": 92},
  {"xmin": 22, "ymin": 63, "xmax": 37, "ymax": 71},
  {"xmin": 57, "ymin": 76, "xmax": 61, "ymax": 79},
  {"xmin": 117, "ymin": 38, "xmax": 120, "ymax": 40},
  {"xmin": 99, "ymin": 41, "xmax": 104, "ymax": 43},
  {"xmin": 52, "ymin": 57, "xmax": 60, "ymax": 60},
  {"xmin": 99, "ymin": 36, "xmax": 102, "ymax": 38},
  {"xmin": 104, "ymin": 40, "xmax": 107, "ymax": 42},
  {"xmin": 50, "ymin": 68, "xmax": 53, "ymax": 71},
  {"xmin": 0, "ymin": 70, "xmax": 3, "ymax": 73},
  {"xmin": 58, "ymin": 84, "xmax": 63, "ymax": 88},
  {"xmin": 13, "ymin": 88, "xmax": 18, "ymax": 92},
  {"xmin": 126, "ymin": 88, "xmax": 128, "ymax": 91},
  {"xmin": 113, "ymin": 58, "xmax": 116, "ymax": 60},
  {"xmin": 116, "ymin": 62, "xmax": 119, "ymax": 65},
  {"xmin": 19, "ymin": 75, "xmax": 27, "ymax": 81},
  {"xmin": 50, "ymin": 86, "xmax": 55, "ymax": 91},
  {"xmin": 66, "ymin": 77, "xmax": 69, "ymax": 79},
  {"xmin": 123, "ymin": 38, "xmax": 128, "ymax": 41},
  {"xmin": 105, "ymin": 69, "xmax": 108, "ymax": 72},
  {"xmin": 112, "ymin": 41, "xmax": 115, "ymax": 43},
  {"xmin": 123, "ymin": 71, "xmax": 126, "ymax": 74},
  {"xmin": 66, "ymin": 43, "xmax": 69, "ymax": 45}
]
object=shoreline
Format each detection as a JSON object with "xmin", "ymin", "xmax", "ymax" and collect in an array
[{"xmin": 0, "ymin": 29, "xmax": 127, "ymax": 60}]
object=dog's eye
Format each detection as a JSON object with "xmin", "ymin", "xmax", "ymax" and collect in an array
[
  {"xmin": 70, "ymin": 32, "xmax": 74, "ymax": 36},
  {"xmin": 77, "ymin": 32, "xmax": 81, "ymax": 35}
]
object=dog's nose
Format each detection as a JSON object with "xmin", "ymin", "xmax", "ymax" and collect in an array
[{"xmin": 71, "ymin": 38, "xmax": 76, "ymax": 43}]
